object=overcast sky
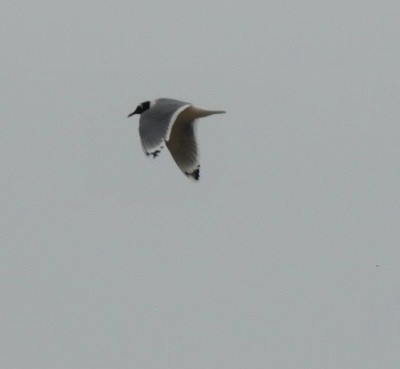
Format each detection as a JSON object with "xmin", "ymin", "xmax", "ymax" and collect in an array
[{"xmin": 1, "ymin": 0, "xmax": 400, "ymax": 368}]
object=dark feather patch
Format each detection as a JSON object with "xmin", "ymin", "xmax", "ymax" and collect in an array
[
  {"xmin": 192, "ymin": 168, "xmax": 200, "ymax": 180},
  {"xmin": 185, "ymin": 167, "xmax": 200, "ymax": 180},
  {"xmin": 151, "ymin": 150, "xmax": 161, "ymax": 158}
]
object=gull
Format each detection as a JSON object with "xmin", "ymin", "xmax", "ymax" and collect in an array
[{"xmin": 128, "ymin": 98, "xmax": 225, "ymax": 180}]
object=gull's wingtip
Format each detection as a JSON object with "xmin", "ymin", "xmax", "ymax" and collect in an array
[{"xmin": 185, "ymin": 168, "xmax": 200, "ymax": 181}]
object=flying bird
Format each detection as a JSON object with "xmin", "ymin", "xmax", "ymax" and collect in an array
[{"xmin": 128, "ymin": 98, "xmax": 225, "ymax": 180}]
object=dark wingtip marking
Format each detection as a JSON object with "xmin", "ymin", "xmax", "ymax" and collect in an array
[
  {"xmin": 146, "ymin": 149, "xmax": 161, "ymax": 158},
  {"xmin": 193, "ymin": 168, "xmax": 200, "ymax": 180},
  {"xmin": 151, "ymin": 150, "xmax": 161, "ymax": 158},
  {"xmin": 185, "ymin": 167, "xmax": 200, "ymax": 181}
]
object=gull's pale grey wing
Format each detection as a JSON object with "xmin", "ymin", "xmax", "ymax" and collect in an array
[
  {"xmin": 166, "ymin": 107, "xmax": 201, "ymax": 180},
  {"xmin": 139, "ymin": 99, "xmax": 190, "ymax": 157}
]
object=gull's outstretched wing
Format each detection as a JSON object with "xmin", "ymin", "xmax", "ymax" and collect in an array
[{"xmin": 166, "ymin": 107, "xmax": 201, "ymax": 180}]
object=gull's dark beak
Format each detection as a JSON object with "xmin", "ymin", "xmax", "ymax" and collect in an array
[{"xmin": 127, "ymin": 107, "xmax": 140, "ymax": 118}]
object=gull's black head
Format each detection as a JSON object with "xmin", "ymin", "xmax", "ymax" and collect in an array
[{"xmin": 127, "ymin": 101, "xmax": 151, "ymax": 117}]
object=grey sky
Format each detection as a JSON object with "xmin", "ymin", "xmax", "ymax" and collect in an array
[{"xmin": 1, "ymin": 0, "xmax": 400, "ymax": 368}]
